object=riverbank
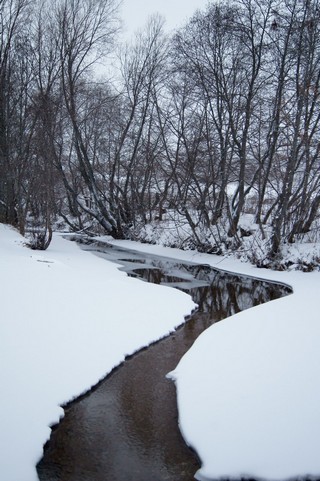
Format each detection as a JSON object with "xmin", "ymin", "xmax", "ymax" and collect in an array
[
  {"xmin": 1, "ymin": 225, "xmax": 319, "ymax": 481},
  {"xmin": 102, "ymin": 237, "xmax": 320, "ymax": 481},
  {"xmin": 0, "ymin": 225, "xmax": 195, "ymax": 481}
]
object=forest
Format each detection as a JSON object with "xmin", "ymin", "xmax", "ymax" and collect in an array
[{"xmin": 1, "ymin": 0, "xmax": 320, "ymax": 267}]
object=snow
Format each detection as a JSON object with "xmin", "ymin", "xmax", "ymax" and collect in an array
[
  {"xmin": 170, "ymin": 284, "xmax": 320, "ymax": 480},
  {"xmin": 1, "ymin": 225, "xmax": 320, "ymax": 481},
  {"xmin": 0, "ymin": 225, "xmax": 195, "ymax": 481},
  {"xmin": 104, "ymin": 238, "xmax": 320, "ymax": 481}
]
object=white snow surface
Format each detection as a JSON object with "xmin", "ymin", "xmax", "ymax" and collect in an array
[
  {"xmin": 1, "ymin": 226, "xmax": 320, "ymax": 481},
  {"xmin": 0, "ymin": 225, "xmax": 195, "ymax": 481},
  {"xmin": 105, "ymin": 238, "xmax": 320, "ymax": 481}
]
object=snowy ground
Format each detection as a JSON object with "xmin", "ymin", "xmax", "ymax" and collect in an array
[
  {"xmin": 0, "ymin": 225, "xmax": 195, "ymax": 481},
  {"xmin": 1, "ymin": 224, "xmax": 320, "ymax": 481},
  {"xmin": 104, "ymin": 238, "xmax": 320, "ymax": 481}
]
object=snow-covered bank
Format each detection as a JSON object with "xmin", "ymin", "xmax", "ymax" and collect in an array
[
  {"xmin": 0, "ymin": 226, "xmax": 195, "ymax": 481},
  {"xmin": 171, "ymin": 283, "xmax": 320, "ymax": 481},
  {"xmin": 1, "ymin": 225, "xmax": 320, "ymax": 481},
  {"xmin": 106, "ymin": 238, "xmax": 320, "ymax": 481}
]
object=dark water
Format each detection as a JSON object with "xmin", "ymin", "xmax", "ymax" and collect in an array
[{"xmin": 37, "ymin": 240, "xmax": 291, "ymax": 481}]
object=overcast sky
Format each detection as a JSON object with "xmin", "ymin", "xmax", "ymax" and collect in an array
[{"xmin": 119, "ymin": 0, "xmax": 209, "ymax": 39}]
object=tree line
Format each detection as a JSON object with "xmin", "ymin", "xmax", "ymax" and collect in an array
[{"xmin": 1, "ymin": 0, "xmax": 320, "ymax": 263}]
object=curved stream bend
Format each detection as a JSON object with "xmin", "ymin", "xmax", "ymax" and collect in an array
[{"xmin": 37, "ymin": 239, "xmax": 291, "ymax": 481}]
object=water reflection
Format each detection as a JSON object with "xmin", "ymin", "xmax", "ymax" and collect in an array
[
  {"xmin": 37, "ymin": 240, "xmax": 291, "ymax": 481},
  {"xmin": 126, "ymin": 261, "xmax": 285, "ymax": 320}
]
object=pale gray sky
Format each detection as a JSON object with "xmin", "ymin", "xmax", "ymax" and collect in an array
[{"xmin": 120, "ymin": 0, "xmax": 209, "ymax": 39}]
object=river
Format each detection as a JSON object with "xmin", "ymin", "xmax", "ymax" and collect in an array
[{"xmin": 37, "ymin": 240, "xmax": 291, "ymax": 481}]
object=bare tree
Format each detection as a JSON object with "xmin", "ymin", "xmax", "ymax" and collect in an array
[
  {"xmin": 50, "ymin": 0, "xmax": 122, "ymax": 236},
  {"xmin": 269, "ymin": 0, "xmax": 320, "ymax": 254},
  {"xmin": 112, "ymin": 15, "xmax": 168, "ymax": 230},
  {"xmin": 0, "ymin": 0, "xmax": 28, "ymax": 225}
]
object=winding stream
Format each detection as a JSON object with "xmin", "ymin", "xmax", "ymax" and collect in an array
[{"xmin": 37, "ymin": 240, "xmax": 291, "ymax": 481}]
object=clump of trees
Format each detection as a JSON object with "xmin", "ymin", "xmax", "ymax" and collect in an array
[{"xmin": 1, "ymin": 0, "xmax": 320, "ymax": 265}]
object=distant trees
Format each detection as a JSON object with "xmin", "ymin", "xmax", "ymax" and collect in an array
[
  {"xmin": 268, "ymin": 0, "xmax": 320, "ymax": 254},
  {"xmin": 162, "ymin": 0, "xmax": 320, "ymax": 258},
  {"xmin": 0, "ymin": 0, "xmax": 122, "ymax": 244},
  {"xmin": 0, "ymin": 0, "xmax": 320, "ymax": 261}
]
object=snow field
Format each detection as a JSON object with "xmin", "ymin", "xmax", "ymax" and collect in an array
[
  {"xmin": 108, "ymin": 238, "xmax": 320, "ymax": 481},
  {"xmin": 0, "ymin": 225, "xmax": 195, "ymax": 481},
  {"xmin": 1, "ymin": 225, "xmax": 320, "ymax": 481}
]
